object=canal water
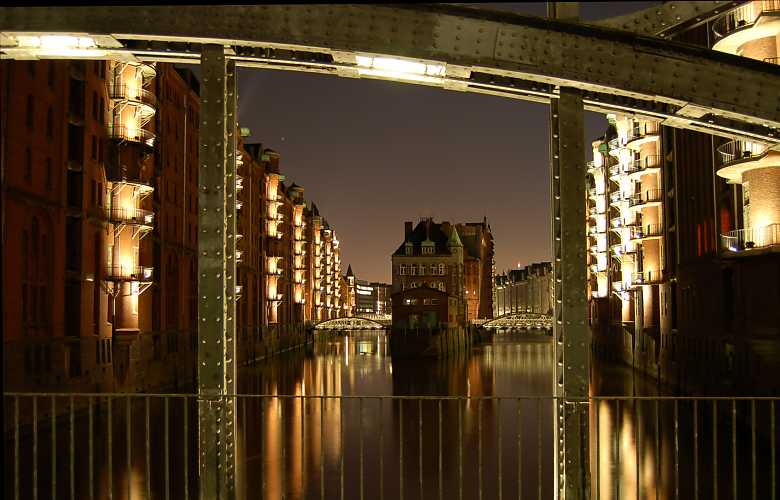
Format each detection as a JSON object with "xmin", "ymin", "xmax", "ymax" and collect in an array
[{"xmin": 6, "ymin": 331, "xmax": 777, "ymax": 499}]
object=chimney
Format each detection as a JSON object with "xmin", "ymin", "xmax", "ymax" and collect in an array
[{"xmin": 405, "ymin": 221, "xmax": 413, "ymax": 239}]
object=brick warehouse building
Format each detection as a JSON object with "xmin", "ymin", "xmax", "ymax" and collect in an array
[
  {"xmin": 1, "ymin": 59, "xmax": 349, "ymax": 392},
  {"xmin": 391, "ymin": 218, "xmax": 494, "ymax": 326}
]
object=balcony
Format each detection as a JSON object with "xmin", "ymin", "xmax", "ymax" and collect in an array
[
  {"xmin": 105, "ymin": 207, "xmax": 154, "ymax": 227},
  {"xmin": 626, "ymin": 122, "xmax": 660, "ymax": 147},
  {"xmin": 608, "ymin": 164, "xmax": 623, "ymax": 180},
  {"xmin": 588, "ymin": 205, "xmax": 604, "ymax": 218},
  {"xmin": 630, "ymin": 223, "xmax": 663, "ymax": 241},
  {"xmin": 628, "ymin": 188, "xmax": 663, "ymax": 208},
  {"xmin": 720, "ymin": 223, "xmax": 780, "ymax": 254},
  {"xmin": 609, "ymin": 190, "xmax": 625, "ymax": 207},
  {"xmin": 586, "ymin": 161, "xmax": 601, "ymax": 173},
  {"xmin": 626, "ymin": 155, "xmax": 662, "ymax": 177},
  {"xmin": 588, "ymin": 187, "xmax": 599, "ymax": 199},
  {"xmin": 107, "ymin": 124, "xmax": 156, "ymax": 149},
  {"xmin": 631, "ymin": 270, "xmax": 665, "ymax": 286},
  {"xmin": 712, "ymin": 1, "xmax": 780, "ymax": 40},
  {"xmin": 107, "ymin": 84, "xmax": 156, "ymax": 119},
  {"xmin": 609, "ymin": 217, "xmax": 624, "ymax": 229},
  {"xmin": 105, "ymin": 265, "xmax": 153, "ymax": 282},
  {"xmin": 716, "ymin": 139, "xmax": 768, "ymax": 172}
]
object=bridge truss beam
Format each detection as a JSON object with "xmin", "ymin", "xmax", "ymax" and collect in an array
[{"xmin": 2, "ymin": 5, "xmax": 780, "ymax": 146}]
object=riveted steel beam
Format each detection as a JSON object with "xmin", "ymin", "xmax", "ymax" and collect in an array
[
  {"xmin": 591, "ymin": 1, "xmax": 743, "ymax": 38},
  {"xmin": 197, "ymin": 44, "xmax": 237, "ymax": 500},
  {"xmin": 1, "ymin": 4, "xmax": 779, "ymax": 143},
  {"xmin": 550, "ymin": 86, "xmax": 589, "ymax": 499}
]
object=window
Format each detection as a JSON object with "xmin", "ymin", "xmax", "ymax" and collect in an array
[
  {"xmin": 419, "ymin": 264, "xmax": 426, "ymax": 276},
  {"xmin": 98, "ymin": 182, "xmax": 103, "ymax": 207},
  {"xmin": 91, "ymin": 180, "xmax": 96, "ymax": 205},
  {"xmin": 27, "ymin": 61, "xmax": 35, "ymax": 77},
  {"xmin": 92, "ymin": 92, "xmax": 98, "ymax": 120},
  {"xmin": 46, "ymin": 106, "xmax": 53, "ymax": 140},
  {"xmin": 423, "ymin": 298, "xmax": 430, "ymax": 305},
  {"xmin": 25, "ymin": 148, "xmax": 32, "ymax": 182},
  {"xmin": 438, "ymin": 263, "xmax": 445, "ymax": 275},
  {"xmin": 26, "ymin": 95, "xmax": 33, "ymax": 129},
  {"xmin": 98, "ymin": 139, "xmax": 103, "ymax": 163},
  {"xmin": 99, "ymin": 63, "xmax": 105, "ymax": 79},
  {"xmin": 45, "ymin": 158, "xmax": 52, "ymax": 189},
  {"xmin": 431, "ymin": 299, "xmax": 440, "ymax": 305},
  {"xmin": 91, "ymin": 135, "xmax": 97, "ymax": 160},
  {"xmin": 99, "ymin": 97, "xmax": 104, "ymax": 123},
  {"xmin": 47, "ymin": 64, "xmax": 55, "ymax": 88},
  {"xmin": 409, "ymin": 264, "xmax": 417, "ymax": 276}
]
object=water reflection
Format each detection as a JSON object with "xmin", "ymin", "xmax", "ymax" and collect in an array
[
  {"xmin": 7, "ymin": 331, "xmax": 775, "ymax": 499},
  {"xmin": 235, "ymin": 331, "xmax": 556, "ymax": 500}
]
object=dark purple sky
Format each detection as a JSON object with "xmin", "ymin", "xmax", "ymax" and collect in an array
[{"xmin": 222, "ymin": 2, "xmax": 658, "ymax": 283}]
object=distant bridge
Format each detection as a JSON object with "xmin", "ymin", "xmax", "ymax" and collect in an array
[
  {"xmin": 481, "ymin": 312, "xmax": 553, "ymax": 332},
  {"xmin": 313, "ymin": 314, "xmax": 391, "ymax": 331}
]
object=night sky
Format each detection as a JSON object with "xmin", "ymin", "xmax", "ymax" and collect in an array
[{"xmin": 203, "ymin": 3, "xmax": 659, "ymax": 283}]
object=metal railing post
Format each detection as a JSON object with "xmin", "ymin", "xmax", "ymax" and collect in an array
[
  {"xmin": 549, "ymin": 77, "xmax": 589, "ymax": 498},
  {"xmin": 197, "ymin": 43, "xmax": 238, "ymax": 500}
]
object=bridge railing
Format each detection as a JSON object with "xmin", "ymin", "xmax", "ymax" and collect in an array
[{"xmin": 4, "ymin": 393, "xmax": 779, "ymax": 499}]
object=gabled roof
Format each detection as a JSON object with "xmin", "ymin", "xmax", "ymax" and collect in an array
[
  {"xmin": 392, "ymin": 219, "xmax": 453, "ymax": 257},
  {"xmin": 346, "ymin": 264, "xmax": 354, "ymax": 277}
]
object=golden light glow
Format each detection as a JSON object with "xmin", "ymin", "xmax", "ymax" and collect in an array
[
  {"xmin": 14, "ymin": 35, "xmax": 109, "ymax": 58},
  {"xmin": 356, "ymin": 55, "xmax": 446, "ymax": 84}
]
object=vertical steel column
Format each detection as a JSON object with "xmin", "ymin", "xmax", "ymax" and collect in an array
[
  {"xmin": 550, "ymin": 85, "xmax": 589, "ymax": 499},
  {"xmin": 198, "ymin": 44, "xmax": 238, "ymax": 500}
]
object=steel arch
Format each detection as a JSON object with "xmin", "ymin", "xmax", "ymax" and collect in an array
[
  {"xmin": 313, "ymin": 316, "xmax": 387, "ymax": 331},
  {"xmin": 2, "ymin": 4, "xmax": 780, "ymax": 144}
]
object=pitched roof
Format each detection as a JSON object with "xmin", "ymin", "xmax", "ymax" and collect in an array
[
  {"xmin": 392, "ymin": 219, "xmax": 453, "ymax": 256},
  {"xmin": 346, "ymin": 264, "xmax": 354, "ymax": 277}
]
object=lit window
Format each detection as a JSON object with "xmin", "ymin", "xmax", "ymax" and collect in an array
[
  {"xmin": 409, "ymin": 265, "xmax": 417, "ymax": 276},
  {"xmin": 400, "ymin": 265, "xmax": 406, "ymax": 275},
  {"xmin": 438, "ymin": 263, "xmax": 445, "ymax": 275},
  {"xmin": 419, "ymin": 264, "xmax": 426, "ymax": 276}
]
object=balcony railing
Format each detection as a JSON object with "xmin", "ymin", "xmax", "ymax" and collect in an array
[
  {"xmin": 631, "ymin": 270, "xmax": 665, "ymax": 286},
  {"xmin": 608, "ymin": 164, "xmax": 623, "ymax": 179},
  {"xmin": 105, "ymin": 207, "xmax": 154, "ymax": 226},
  {"xmin": 609, "ymin": 217, "xmax": 624, "ymax": 230},
  {"xmin": 609, "ymin": 190, "xmax": 624, "ymax": 204},
  {"xmin": 105, "ymin": 265, "xmax": 153, "ymax": 282},
  {"xmin": 626, "ymin": 155, "xmax": 662, "ymax": 175},
  {"xmin": 627, "ymin": 122, "xmax": 660, "ymax": 144},
  {"xmin": 107, "ymin": 124, "xmax": 156, "ymax": 148},
  {"xmin": 765, "ymin": 56, "xmax": 780, "ymax": 65},
  {"xmin": 716, "ymin": 139, "xmax": 768, "ymax": 168},
  {"xmin": 628, "ymin": 188, "xmax": 663, "ymax": 207},
  {"xmin": 720, "ymin": 223, "xmax": 780, "ymax": 253},
  {"xmin": 586, "ymin": 160, "xmax": 601, "ymax": 172},
  {"xmin": 107, "ymin": 84, "xmax": 157, "ymax": 111},
  {"xmin": 630, "ymin": 223, "xmax": 663, "ymax": 240},
  {"xmin": 712, "ymin": 0, "xmax": 780, "ymax": 39}
]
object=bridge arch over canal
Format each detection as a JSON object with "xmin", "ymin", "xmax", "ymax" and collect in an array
[
  {"xmin": 482, "ymin": 312, "xmax": 553, "ymax": 331},
  {"xmin": 313, "ymin": 316, "xmax": 389, "ymax": 331}
]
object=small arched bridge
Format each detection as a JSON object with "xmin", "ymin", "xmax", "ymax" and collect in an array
[
  {"xmin": 481, "ymin": 312, "xmax": 553, "ymax": 332},
  {"xmin": 313, "ymin": 314, "xmax": 391, "ymax": 331}
]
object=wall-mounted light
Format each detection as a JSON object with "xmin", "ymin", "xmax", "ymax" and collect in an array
[{"xmin": 356, "ymin": 55, "xmax": 446, "ymax": 84}]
